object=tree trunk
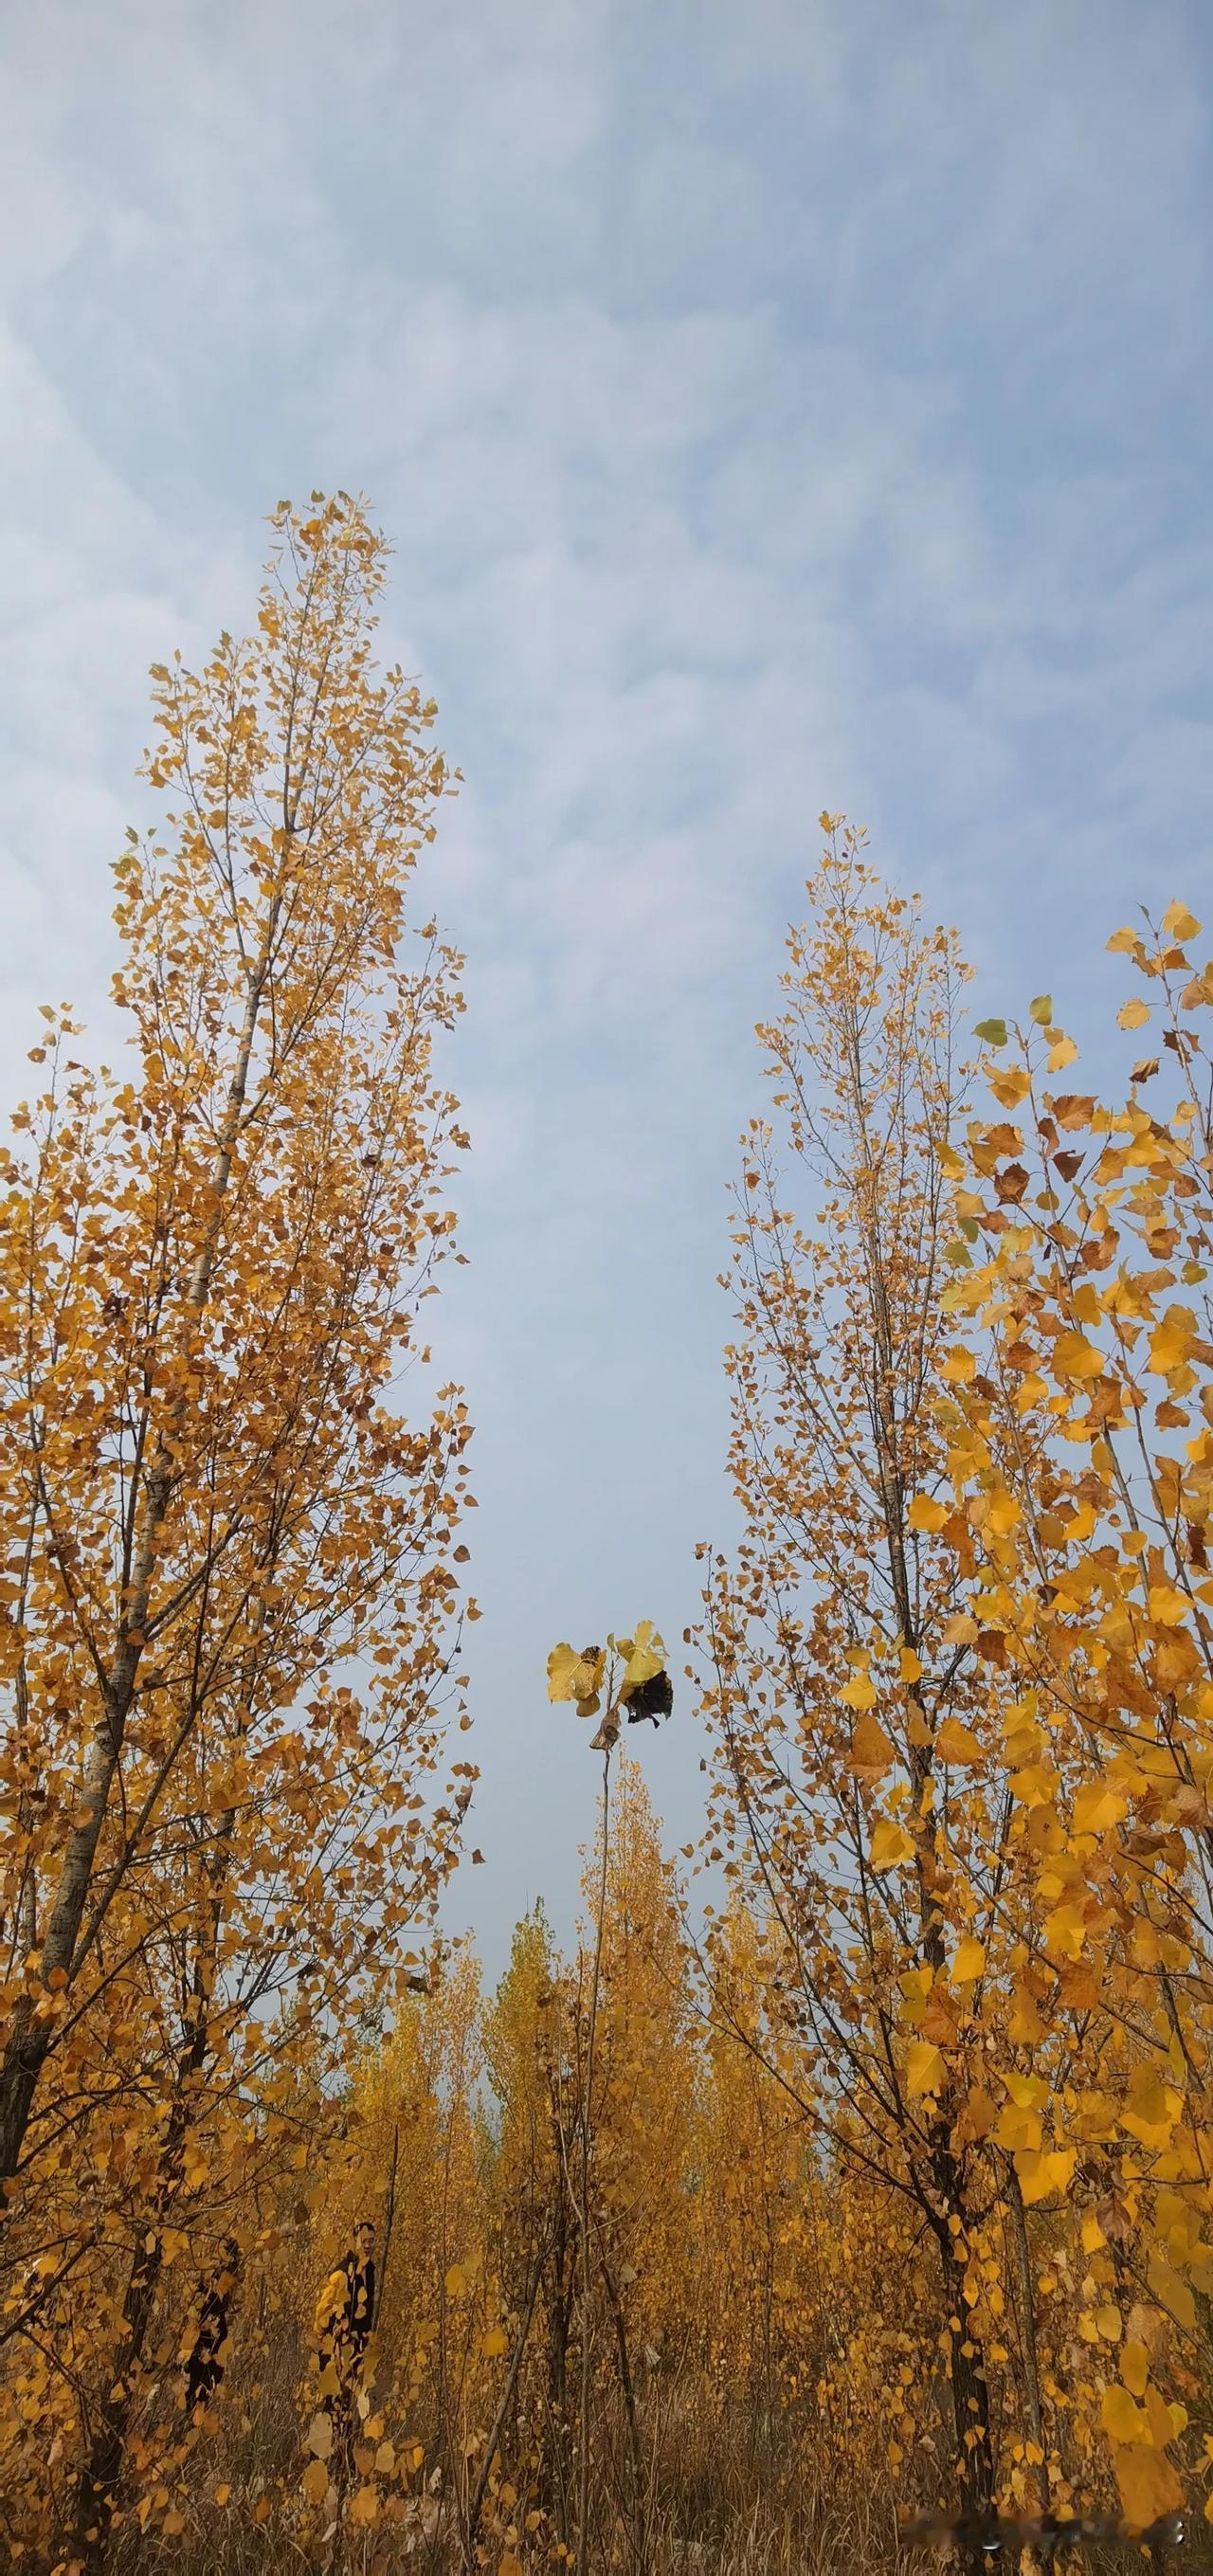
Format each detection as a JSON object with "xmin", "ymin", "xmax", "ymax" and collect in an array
[
  {"xmin": 1005, "ymin": 2159, "xmax": 1047, "ymax": 2501},
  {"xmin": 938, "ymin": 2234, "xmax": 995, "ymax": 2576},
  {"xmin": 595, "ymin": 2228, "xmax": 646, "ymax": 2576},
  {"xmin": 63, "ymin": 2226, "xmax": 167, "ymax": 2576},
  {"xmin": 61, "ymin": 1894, "xmax": 218, "ymax": 2570}
]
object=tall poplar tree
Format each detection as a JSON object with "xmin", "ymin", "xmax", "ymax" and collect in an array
[
  {"xmin": 0, "ymin": 495, "xmax": 475, "ymax": 2562},
  {"xmin": 699, "ymin": 825, "xmax": 1007, "ymax": 2525}
]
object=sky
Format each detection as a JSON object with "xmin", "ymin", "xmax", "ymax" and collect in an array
[{"xmin": 1, "ymin": 0, "xmax": 1210, "ymax": 1979}]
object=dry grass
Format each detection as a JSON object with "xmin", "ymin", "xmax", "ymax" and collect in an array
[{"xmin": 89, "ymin": 2353, "xmax": 1199, "ymax": 2576}]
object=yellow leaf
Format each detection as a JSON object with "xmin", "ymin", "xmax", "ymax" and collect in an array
[
  {"xmin": 935, "ymin": 1715, "xmax": 984, "ymax": 1766},
  {"xmin": 350, "ymin": 2486, "xmax": 380, "ymax": 2528},
  {"xmin": 942, "ymin": 1612, "xmax": 979, "ymax": 1645},
  {"xmin": 869, "ymin": 1817, "xmax": 915, "ymax": 1873},
  {"xmin": 905, "ymin": 2041, "xmax": 945, "ymax": 2098},
  {"xmin": 1011, "ymin": 1762, "xmax": 1056, "ymax": 1811},
  {"xmin": 1053, "ymin": 1330, "xmax": 1103, "ymax": 1382},
  {"xmin": 214, "ymin": 2485, "xmax": 231, "ymax": 2509},
  {"xmin": 302, "ymin": 2458, "xmax": 330, "ymax": 2504},
  {"xmin": 1146, "ymin": 2384, "xmax": 1182, "ymax": 2449},
  {"xmin": 1149, "ymin": 1306, "xmax": 1195, "ymax": 1374},
  {"xmin": 906, "ymin": 1495, "xmax": 948, "ymax": 1533},
  {"xmin": 1111, "ymin": 2440, "xmax": 1184, "ymax": 2531},
  {"xmin": 547, "ymin": 1643, "xmax": 578, "ymax": 1701},
  {"xmin": 846, "ymin": 1711, "xmax": 896, "ymax": 1777},
  {"xmin": 482, "ymin": 2325, "xmax": 509, "ymax": 2357},
  {"xmin": 162, "ymin": 2514, "xmax": 185, "ymax": 2538},
  {"xmin": 1147, "ymin": 2251, "xmax": 1197, "ymax": 2331},
  {"xmin": 1102, "ymin": 2384, "xmax": 1148, "ymax": 2444},
  {"xmin": 1008, "ymin": 1990, "xmax": 1045, "ymax": 2047},
  {"xmin": 1095, "ymin": 2303, "xmax": 1123, "ymax": 2343},
  {"xmin": 1072, "ymin": 1780, "xmax": 1127, "ymax": 1835},
  {"xmin": 1120, "ymin": 2067, "xmax": 1183, "ymax": 2151},
  {"xmin": 942, "ymin": 1346, "xmax": 976, "ymax": 1385},
  {"xmin": 1162, "ymin": 900, "xmax": 1201, "ymax": 943},
  {"xmin": 1116, "ymin": 997, "xmax": 1150, "ymax": 1030},
  {"xmin": 1046, "ymin": 1034, "xmax": 1078, "ymax": 1072},
  {"xmin": 1121, "ymin": 2339, "xmax": 1150, "ymax": 2397},
  {"xmin": 546, "ymin": 1642, "xmax": 606, "ymax": 1715},
  {"xmin": 996, "ymin": 2103, "xmax": 1043, "ymax": 2154},
  {"xmin": 1072, "ymin": 2089, "xmax": 1117, "ymax": 2143},
  {"xmin": 445, "ymin": 2263, "xmax": 468, "ymax": 2298},
  {"xmin": 1148, "ymin": 1584, "xmax": 1189, "ymax": 1626},
  {"xmin": 840, "ymin": 1672, "xmax": 877, "ymax": 1709},
  {"xmin": 1020, "ymin": 2143, "xmax": 1076, "ymax": 2204},
  {"xmin": 1043, "ymin": 1900, "xmax": 1087, "ymax": 1961},
  {"xmin": 950, "ymin": 1936, "xmax": 986, "ymax": 1985},
  {"xmin": 898, "ymin": 1646, "xmax": 924, "ymax": 1683},
  {"xmin": 959, "ymin": 2086, "xmax": 997, "ymax": 2139}
]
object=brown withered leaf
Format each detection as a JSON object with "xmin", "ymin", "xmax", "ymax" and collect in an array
[
  {"xmin": 307, "ymin": 2411, "xmax": 334, "ymax": 2461},
  {"xmin": 1056, "ymin": 1960, "xmax": 1098, "ymax": 2013},
  {"xmin": 625, "ymin": 1667, "xmax": 674, "ymax": 1726},
  {"xmin": 1127, "ymin": 2301, "xmax": 1169, "ymax": 2358}
]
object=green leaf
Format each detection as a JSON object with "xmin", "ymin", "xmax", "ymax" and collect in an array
[
  {"xmin": 974, "ymin": 1019, "xmax": 1007, "ymax": 1048},
  {"xmin": 1028, "ymin": 993, "xmax": 1053, "ymax": 1026}
]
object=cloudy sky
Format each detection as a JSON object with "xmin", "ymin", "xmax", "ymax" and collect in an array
[{"xmin": 2, "ymin": 0, "xmax": 1209, "ymax": 1974}]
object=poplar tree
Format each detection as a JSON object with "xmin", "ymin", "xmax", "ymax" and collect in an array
[{"xmin": 0, "ymin": 496, "xmax": 475, "ymax": 2562}]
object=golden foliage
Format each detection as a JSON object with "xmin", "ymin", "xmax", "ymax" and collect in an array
[
  {"xmin": 2, "ymin": 632, "xmax": 1206, "ymax": 2576},
  {"xmin": 0, "ymin": 494, "xmax": 474, "ymax": 2563}
]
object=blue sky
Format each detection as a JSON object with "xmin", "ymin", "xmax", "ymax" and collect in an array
[{"xmin": 1, "ymin": 0, "xmax": 1209, "ymax": 1973}]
